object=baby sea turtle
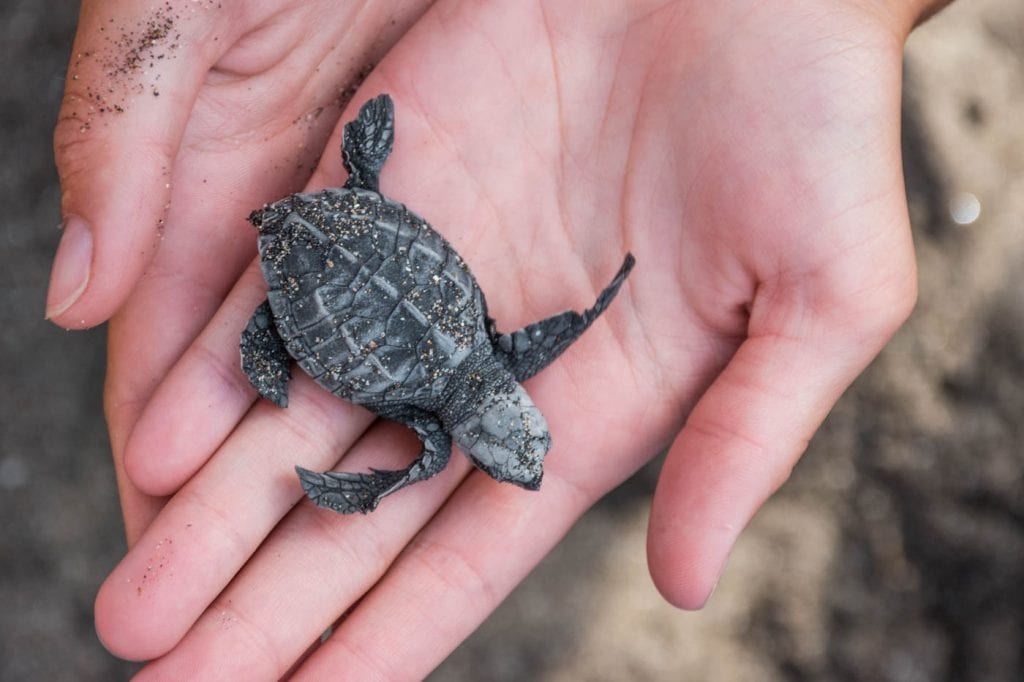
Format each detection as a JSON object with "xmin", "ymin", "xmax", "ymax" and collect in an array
[{"xmin": 241, "ymin": 94, "xmax": 634, "ymax": 514}]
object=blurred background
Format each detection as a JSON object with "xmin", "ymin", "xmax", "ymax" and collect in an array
[{"xmin": 2, "ymin": 1, "xmax": 1021, "ymax": 679}]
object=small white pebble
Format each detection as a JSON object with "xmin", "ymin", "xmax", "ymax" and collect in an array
[{"xmin": 949, "ymin": 192, "xmax": 981, "ymax": 225}]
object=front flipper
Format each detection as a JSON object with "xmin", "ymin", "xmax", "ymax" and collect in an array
[
  {"xmin": 240, "ymin": 299, "xmax": 291, "ymax": 407},
  {"xmin": 342, "ymin": 94, "xmax": 394, "ymax": 192},
  {"xmin": 490, "ymin": 253, "xmax": 636, "ymax": 382},
  {"xmin": 296, "ymin": 413, "xmax": 451, "ymax": 514}
]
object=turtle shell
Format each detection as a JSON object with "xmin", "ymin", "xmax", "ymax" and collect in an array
[{"xmin": 256, "ymin": 187, "xmax": 489, "ymax": 407}]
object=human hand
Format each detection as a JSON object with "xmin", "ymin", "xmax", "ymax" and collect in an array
[
  {"xmin": 89, "ymin": 0, "xmax": 926, "ymax": 676},
  {"xmin": 48, "ymin": 0, "xmax": 436, "ymax": 539}
]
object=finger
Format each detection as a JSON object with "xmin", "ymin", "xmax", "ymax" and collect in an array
[
  {"xmin": 48, "ymin": 1, "xmax": 235, "ymax": 328},
  {"xmin": 95, "ymin": 372, "xmax": 375, "ymax": 661},
  {"xmin": 105, "ymin": 226, "xmax": 260, "ymax": 541},
  {"xmin": 647, "ymin": 270, "xmax": 917, "ymax": 609},
  {"xmin": 121, "ymin": 260, "xmax": 265, "ymax": 497},
  {"xmin": 131, "ymin": 421, "xmax": 473, "ymax": 679}
]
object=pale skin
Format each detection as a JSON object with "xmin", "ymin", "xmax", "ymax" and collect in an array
[{"xmin": 49, "ymin": 0, "xmax": 949, "ymax": 676}]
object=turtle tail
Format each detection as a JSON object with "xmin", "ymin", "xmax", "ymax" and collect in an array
[{"xmin": 342, "ymin": 94, "xmax": 395, "ymax": 192}]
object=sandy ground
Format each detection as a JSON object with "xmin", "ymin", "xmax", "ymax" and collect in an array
[{"xmin": 1, "ymin": 1, "xmax": 1021, "ymax": 680}]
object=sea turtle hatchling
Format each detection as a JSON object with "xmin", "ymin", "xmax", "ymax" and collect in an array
[{"xmin": 240, "ymin": 94, "xmax": 635, "ymax": 514}]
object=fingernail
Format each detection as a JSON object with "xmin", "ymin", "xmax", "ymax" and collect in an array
[{"xmin": 45, "ymin": 215, "xmax": 93, "ymax": 320}]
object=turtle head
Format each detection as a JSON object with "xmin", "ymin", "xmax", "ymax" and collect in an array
[{"xmin": 451, "ymin": 382, "xmax": 551, "ymax": 491}]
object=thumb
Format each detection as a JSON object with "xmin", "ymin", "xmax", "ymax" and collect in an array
[
  {"xmin": 647, "ymin": 260, "xmax": 917, "ymax": 609},
  {"xmin": 47, "ymin": 1, "xmax": 230, "ymax": 328}
]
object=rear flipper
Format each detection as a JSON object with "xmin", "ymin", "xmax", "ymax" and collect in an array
[
  {"xmin": 490, "ymin": 253, "xmax": 636, "ymax": 382},
  {"xmin": 296, "ymin": 414, "xmax": 451, "ymax": 514},
  {"xmin": 240, "ymin": 299, "xmax": 291, "ymax": 407}
]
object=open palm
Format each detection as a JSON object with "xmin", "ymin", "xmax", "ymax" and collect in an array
[{"xmin": 57, "ymin": 0, "xmax": 920, "ymax": 677}]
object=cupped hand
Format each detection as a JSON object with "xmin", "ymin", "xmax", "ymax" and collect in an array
[{"xmin": 87, "ymin": 0, "xmax": 922, "ymax": 677}]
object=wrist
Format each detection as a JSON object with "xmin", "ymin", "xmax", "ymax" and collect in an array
[
  {"xmin": 848, "ymin": 0, "xmax": 956, "ymax": 38},
  {"xmin": 909, "ymin": 0, "xmax": 956, "ymax": 26}
]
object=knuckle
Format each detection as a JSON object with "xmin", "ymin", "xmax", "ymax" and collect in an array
[
  {"xmin": 319, "ymin": 631, "xmax": 395, "ymax": 680},
  {"xmin": 53, "ymin": 86, "xmax": 179, "ymax": 195},
  {"xmin": 53, "ymin": 113, "xmax": 104, "ymax": 187},
  {"xmin": 406, "ymin": 535, "xmax": 498, "ymax": 607},
  {"xmin": 806, "ymin": 255, "xmax": 919, "ymax": 343},
  {"xmin": 849, "ymin": 265, "xmax": 919, "ymax": 341},
  {"xmin": 53, "ymin": 82, "xmax": 111, "ymax": 166}
]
